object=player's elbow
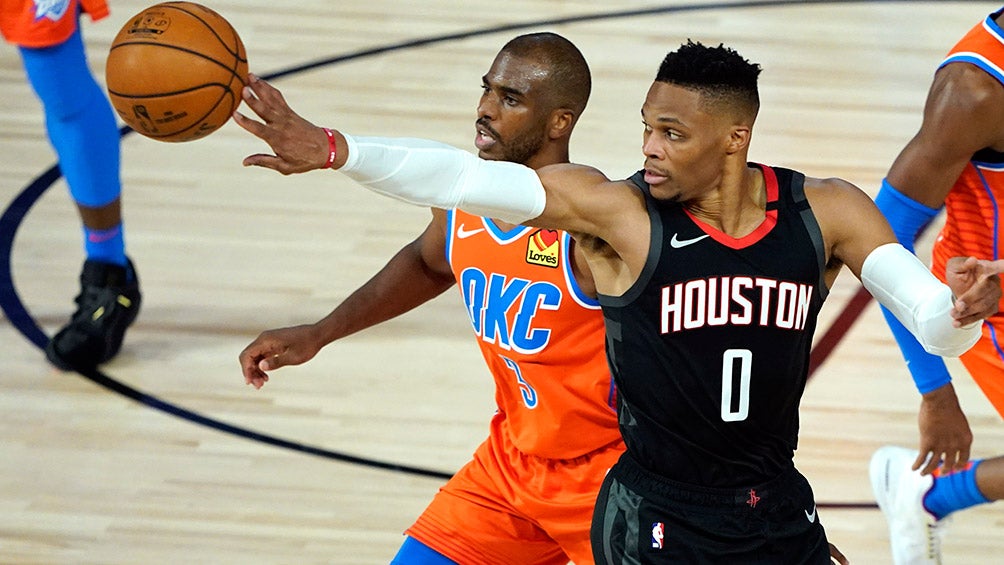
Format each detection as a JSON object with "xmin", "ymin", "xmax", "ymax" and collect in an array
[{"xmin": 913, "ymin": 297, "xmax": 981, "ymax": 357}]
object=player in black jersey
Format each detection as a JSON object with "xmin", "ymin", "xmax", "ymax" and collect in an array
[{"xmin": 235, "ymin": 41, "xmax": 1004, "ymax": 564}]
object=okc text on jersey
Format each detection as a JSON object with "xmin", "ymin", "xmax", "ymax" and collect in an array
[{"xmin": 460, "ymin": 268, "xmax": 562, "ymax": 354}]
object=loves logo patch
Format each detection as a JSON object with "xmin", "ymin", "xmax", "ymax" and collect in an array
[{"xmin": 526, "ymin": 229, "xmax": 559, "ymax": 268}]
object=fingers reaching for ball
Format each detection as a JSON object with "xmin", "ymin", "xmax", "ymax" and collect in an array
[{"xmin": 235, "ymin": 74, "xmax": 331, "ymax": 175}]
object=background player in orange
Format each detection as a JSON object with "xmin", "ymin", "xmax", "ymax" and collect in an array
[
  {"xmin": 234, "ymin": 39, "xmax": 1003, "ymax": 563},
  {"xmin": 0, "ymin": 0, "xmax": 141, "ymax": 370},
  {"xmin": 238, "ymin": 33, "xmax": 623, "ymax": 565},
  {"xmin": 869, "ymin": 5, "xmax": 1004, "ymax": 564}
]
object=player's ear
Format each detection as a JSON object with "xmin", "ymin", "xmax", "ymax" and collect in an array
[
  {"xmin": 725, "ymin": 124, "xmax": 752, "ymax": 155},
  {"xmin": 548, "ymin": 108, "xmax": 576, "ymax": 140}
]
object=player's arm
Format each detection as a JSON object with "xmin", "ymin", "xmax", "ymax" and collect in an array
[
  {"xmin": 308, "ymin": 209, "xmax": 456, "ymax": 343},
  {"xmin": 822, "ymin": 186, "xmax": 999, "ymax": 473},
  {"xmin": 876, "ymin": 68, "xmax": 1004, "ymax": 347},
  {"xmin": 235, "ymin": 73, "xmax": 636, "ymax": 245},
  {"xmin": 875, "ymin": 67, "xmax": 1004, "ymax": 471},
  {"xmin": 876, "ymin": 68, "xmax": 1004, "ymax": 390},
  {"xmin": 239, "ymin": 211, "xmax": 455, "ymax": 389},
  {"xmin": 808, "ymin": 177, "xmax": 990, "ymax": 357}
]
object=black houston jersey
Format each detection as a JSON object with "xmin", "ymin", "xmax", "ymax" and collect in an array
[{"xmin": 599, "ymin": 165, "xmax": 828, "ymax": 488}]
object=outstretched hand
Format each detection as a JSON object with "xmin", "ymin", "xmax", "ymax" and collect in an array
[
  {"xmin": 239, "ymin": 324, "xmax": 325, "ymax": 389},
  {"xmin": 946, "ymin": 256, "xmax": 1004, "ymax": 327},
  {"xmin": 233, "ymin": 73, "xmax": 330, "ymax": 174}
]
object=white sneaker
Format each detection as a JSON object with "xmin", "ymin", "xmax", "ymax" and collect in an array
[{"xmin": 869, "ymin": 445, "xmax": 952, "ymax": 564}]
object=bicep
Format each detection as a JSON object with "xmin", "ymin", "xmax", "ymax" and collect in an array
[
  {"xmin": 887, "ymin": 129, "xmax": 974, "ymax": 208},
  {"xmin": 415, "ymin": 210, "xmax": 456, "ymax": 283},
  {"xmin": 811, "ymin": 179, "xmax": 897, "ymax": 280}
]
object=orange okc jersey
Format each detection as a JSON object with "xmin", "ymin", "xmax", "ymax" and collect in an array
[
  {"xmin": 0, "ymin": 0, "xmax": 108, "ymax": 48},
  {"xmin": 446, "ymin": 209, "xmax": 619, "ymax": 459},
  {"xmin": 931, "ymin": 10, "xmax": 1004, "ymax": 325}
]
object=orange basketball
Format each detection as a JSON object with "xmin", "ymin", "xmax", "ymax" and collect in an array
[{"xmin": 105, "ymin": 2, "xmax": 248, "ymax": 143}]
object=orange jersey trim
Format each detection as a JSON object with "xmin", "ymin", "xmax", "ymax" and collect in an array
[
  {"xmin": 940, "ymin": 8, "xmax": 1004, "ymax": 85},
  {"xmin": 1, "ymin": 0, "xmax": 109, "ymax": 48}
]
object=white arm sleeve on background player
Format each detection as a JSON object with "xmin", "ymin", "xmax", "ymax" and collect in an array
[
  {"xmin": 339, "ymin": 133, "xmax": 546, "ymax": 224},
  {"xmin": 861, "ymin": 243, "xmax": 980, "ymax": 357}
]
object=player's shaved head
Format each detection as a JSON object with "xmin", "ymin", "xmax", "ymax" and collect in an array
[{"xmin": 500, "ymin": 32, "xmax": 591, "ymax": 119}]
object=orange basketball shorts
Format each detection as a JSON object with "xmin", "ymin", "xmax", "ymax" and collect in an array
[
  {"xmin": 960, "ymin": 322, "xmax": 1004, "ymax": 420},
  {"xmin": 406, "ymin": 415, "xmax": 625, "ymax": 565}
]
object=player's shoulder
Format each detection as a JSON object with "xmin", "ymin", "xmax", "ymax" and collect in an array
[
  {"xmin": 802, "ymin": 175, "xmax": 860, "ymax": 194},
  {"xmin": 538, "ymin": 162, "xmax": 602, "ymax": 179},
  {"xmin": 538, "ymin": 163, "xmax": 636, "ymax": 192},
  {"xmin": 933, "ymin": 64, "xmax": 1004, "ymax": 117},
  {"xmin": 802, "ymin": 176, "xmax": 872, "ymax": 210}
]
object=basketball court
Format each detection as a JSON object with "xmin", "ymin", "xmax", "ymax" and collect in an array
[{"xmin": 1, "ymin": 1, "xmax": 1002, "ymax": 563}]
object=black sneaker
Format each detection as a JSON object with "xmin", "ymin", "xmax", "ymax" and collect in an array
[{"xmin": 45, "ymin": 258, "xmax": 142, "ymax": 370}]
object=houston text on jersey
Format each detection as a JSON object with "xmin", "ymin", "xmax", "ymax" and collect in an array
[{"xmin": 661, "ymin": 276, "xmax": 813, "ymax": 333}]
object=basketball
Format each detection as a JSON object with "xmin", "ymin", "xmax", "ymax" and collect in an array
[{"xmin": 105, "ymin": 2, "xmax": 248, "ymax": 143}]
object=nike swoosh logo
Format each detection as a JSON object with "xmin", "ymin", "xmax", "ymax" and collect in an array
[
  {"xmin": 457, "ymin": 224, "xmax": 485, "ymax": 239},
  {"xmin": 669, "ymin": 233, "xmax": 710, "ymax": 248},
  {"xmin": 805, "ymin": 505, "xmax": 817, "ymax": 523}
]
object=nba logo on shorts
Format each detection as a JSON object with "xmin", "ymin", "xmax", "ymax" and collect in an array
[{"xmin": 651, "ymin": 522, "xmax": 665, "ymax": 549}]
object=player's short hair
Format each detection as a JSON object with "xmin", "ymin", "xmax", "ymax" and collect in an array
[
  {"xmin": 501, "ymin": 32, "xmax": 591, "ymax": 117},
  {"xmin": 656, "ymin": 40, "xmax": 761, "ymax": 120}
]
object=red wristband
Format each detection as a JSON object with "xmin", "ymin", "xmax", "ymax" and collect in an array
[{"xmin": 322, "ymin": 127, "xmax": 337, "ymax": 169}]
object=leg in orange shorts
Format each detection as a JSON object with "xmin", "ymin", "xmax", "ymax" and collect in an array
[
  {"xmin": 960, "ymin": 322, "xmax": 1004, "ymax": 420},
  {"xmin": 395, "ymin": 414, "xmax": 624, "ymax": 565}
]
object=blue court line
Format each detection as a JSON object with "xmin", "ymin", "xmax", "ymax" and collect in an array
[
  {"xmin": 0, "ymin": 0, "xmax": 913, "ymax": 502},
  {"xmin": 0, "ymin": 159, "xmax": 453, "ymax": 480}
]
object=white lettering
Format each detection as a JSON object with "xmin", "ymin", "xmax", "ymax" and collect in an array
[
  {"xmin": 796, "ymin": 283, "xmax": 813, "ymax": 330},
  {"xmin": 708, "ymin": 277, "xmax": 729, "ymax": 326},
  {"xmin": 661, "ymin": 283, "xmax": 683, "ymax": 333},
  {"xmin": 659, "ymin": 276, "xmax": 814, "ymax": 334},
  {"xmin": 775, "ymin": 281, "xmax": 797, "ymax": 329},
  {"xmin": 755, "ymin": 278, "xmax": 777, "ymax": 326},
  {"xmin": 731, "ymin": 277, "xmax": 753, "ymax": 325},
  {"xmin": 684, "ymin": 280, "xmax": 706, "ymax": 329}
]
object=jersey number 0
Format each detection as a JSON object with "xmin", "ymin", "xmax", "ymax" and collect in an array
[{"xmin": 721, "ymin": 349, "xmax": 752, "ymax": 422}]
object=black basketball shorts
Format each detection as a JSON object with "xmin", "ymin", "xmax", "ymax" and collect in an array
[{"xmin": 591, "ymin": 453, "xmax": 831, "ymax": 564}]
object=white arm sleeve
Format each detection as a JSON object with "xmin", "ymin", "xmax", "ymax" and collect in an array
[
  {"xmin": 861, "ymin": 243, "xmax": 980, "ymax": 357},
  {"xmin": 339, "ymin": 133, "xmax": 546, "ymax": 224}
]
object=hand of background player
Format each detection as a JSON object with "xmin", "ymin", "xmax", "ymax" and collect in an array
[
  {"xmin": 915, "ymin": 382, "xmax": 973, "ymax": 475},
  {"xmin": 234, "ymin": 73, "xmax": 330, "ymax": 174},
  {"xmin": 239, "ymin": 324, "xmax": 325, "ymax": 389},
  {"xmin": 945, "ymin": 256, "xmax": 1004, "ymax": 328}
]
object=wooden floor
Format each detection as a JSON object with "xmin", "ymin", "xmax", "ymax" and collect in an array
[{"xmin": 2, "ymin": 0, "xmax": 1003, "ymax": 562}]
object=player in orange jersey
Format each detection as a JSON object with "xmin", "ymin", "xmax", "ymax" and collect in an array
[
  {"xmin": 238, "ymin": 33, "xmax": 623, "ymax": 564},
  {"xmin": 1, "ymin": 0, "xmax": 141, "ymax": 370},
  {"xmin": 869, "ymin": 6, "xmax": 1004, "ymax": 564}
]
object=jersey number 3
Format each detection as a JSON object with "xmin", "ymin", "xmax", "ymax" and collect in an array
[{"xmin": 501, "ymin": 355, "xmax": 538, "ymax": 409}]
